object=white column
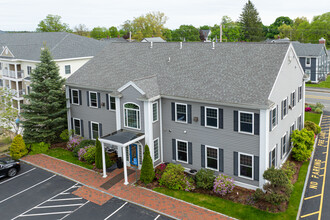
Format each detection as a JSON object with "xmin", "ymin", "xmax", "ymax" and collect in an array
[
  {"xmin": 101, "ymin": 142, "xmax": 107, "ymax": 178},
  {"xmin": 159, "ymin": 98, "xmax": 164, "ymax": 163},
  {"xmin": 66, "ymin": 86, "xmax": 72, "ymax": 140},
  {"xmin": 115, "ymin": 97, "xmax": 121, "ymax": 130},
  {"xmin": 259, "ymin": 109, "xmax": 270, "ymax": 188},
  {"xmin": 122, "ymin": 145, "xmax": 129, "ymax": 185},
  {"xmin": 17, "ymin": 101, "xmax": 20, "ymax": 112},
  {"xmin": 144, "ymin": 101, "xmax": 154, "ymax": 163},
  {"xmin": 14, "ymin": 64, "xmax": 17, "ymax": 79},
  {"xmin": 16, "ymin": 81, "xmax": 18, "ymax": 97}
]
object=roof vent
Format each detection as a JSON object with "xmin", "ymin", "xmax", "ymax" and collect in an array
[
  {"xmin": 180, "ymin": 42, "xmax": 182, "ymax": 49},
  {"xmin": 212, "ymin": 42, "xmax": 215, "ymax": 49},
  {"xmin": 168, "ymin": 57, "xmax": 171, "ymax": 62},
  {"xmin": 150, "ymin": 42, "xmax": 153, "ymax": 49}
]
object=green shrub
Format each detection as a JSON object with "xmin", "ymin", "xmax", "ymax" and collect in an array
[
  {"xmin": 282, "ymin": 161, "xmax": 296, "ymax": 180},
  {"xmin": 10, "ymin": 134, "xmax": 28, "ymax": 160},
  {"xmin": 60, "ymin": 129, "xmax": 73, "ymax": 142},
  {"xmin": 73, "ymin": 139, "xmax": 96, "ymax": 157},
  {"xmin": 316, "ymin": 102, "xmax": 325, "ymax": 110},
  {"xmin": 315, "ymin": 108, "xmax": 322, "ymax": 114},
  {"xmin": 30, "ymin": 142, "xmax": 50, "ymax": 155},
  {"xmin": 195, "ymin": 169, "xmax": 215, "ymax": 190},
  {"xmin": 263, "ymin": 167, "xmax": 293, "ymax": 205},
  {"xmin": 253, "ymin": 188, "xmax": 265, "ymax": 201},
  {"xmin": 140, "ymin": 145, "xmax": 155, "ymax": 184},
  {"xmin": 95, "ymin": 138, "xmax": 112, "ymax": 169},
  {"xmin": 291, "ymin": 129, "xmax": 314, "ymax": 161},
  {"xmin": 83, "ymin": 146, "xmax": 96, "ymax": 164},
  {"xmin": 159, "ymin": 163, "xmax": 186, "ymax": 190},
  {"xmin": 304, "ymin": 120, "xmax": 321, "ymax": 135},
  {"xmin": 213, "ymin": 174, "xmax": 235, "ymax": 196}
]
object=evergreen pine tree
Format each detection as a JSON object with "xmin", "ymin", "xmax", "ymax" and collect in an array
[
  {"xmin": 21, "ymin": 46, "xmax": 67, "ymax": 144},
  {"xmin": 239, "ymin": 0, "xmax": 264, "ymax": 42},
  {"xmin": 140, "ymin": 145, "xmax": 155, "ymax": 184},
  {"xmin": 10, "ymin": 134, "xmax": 28, "ymax": 160}
]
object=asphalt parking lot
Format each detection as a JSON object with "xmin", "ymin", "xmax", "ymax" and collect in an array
[{"xmin": 0, "ymin": 162, "xmax": 172, "ymax": 220}]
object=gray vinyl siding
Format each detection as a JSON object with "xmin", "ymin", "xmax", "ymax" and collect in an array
[
  {"xmin": 269, "ymin": 47, "xmax": 304, "ymax": 168},
  {"xmin": 152, "ymin": 100, "xmax": 161, "ymax": 165},
  {"xmin": 69, "ymin": 87, "xmax": 117, "ymax": 138},
  {"xmin": 120, "ymin": 85, "xmax": 145, "ymax": 133},
  {"xmin": 162, "ymin": 98, "xmax": 260, "ymax": 186}
]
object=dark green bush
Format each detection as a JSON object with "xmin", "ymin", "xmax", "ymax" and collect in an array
[
  {"xmin": 73, "ymin": 139, "xmax": 96, "ymax": 157},
  {"xmin": 140, "ymin": 145, "xmax": 155, "ymax": 184},
  {"xmin": 159, "ymin": 163, "xmax": 186, "ymax": 190},
  {"xmin": 253, "ymin": 188, "xmax": 265, "ymax": 201},
  {"xmin": 60, "ymin": 129, "xmax": 73, "ymax": 142},
  {"xmin": 83, "ymin": 146, "xmax": 96, "ymax": 164},
  {"xmin": 195, "ymin": 169, "xmax": 215, "ymax": 190},
  {"xmin": 304, "ymin": 121, "xmax": 321, "ymax": 135},
  {"xmin": 282, "ymin": 161, "xmax": 296, "ymax": 180},
  {"xmin": 30, "ymin": 142, "xmax": 50, "ymax": 155},
  {"xmin": 95, "ymin": 138, "xmax": 112, "ymax": 169},
  {"xmin": 291, "ymin": 129, "xmax": 314, "ymax": 161}
]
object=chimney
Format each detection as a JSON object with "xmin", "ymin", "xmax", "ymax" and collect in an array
[{"xmin": 319, "ymin": 37, "xmax": 326, "ymax": 45}]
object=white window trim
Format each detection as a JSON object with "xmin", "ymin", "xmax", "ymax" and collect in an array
[
  {"xmin": 109, "ymin": 95, "xmax": 116, "ymax": 111},
  {"xmin": 175, "ymin": 102, "xmax": 188, "ymax": 124},
  {"xmin": 154, "ymin": 138, "xmax": 160, "ymax": 161},
  {"xmin": 26, "ymin": 85, "xmax": 30, "ymax": 95},
  {"xmin": 71, "ymin": 89, "xmax": 80, "ymax": 105},
  {"xmin": 90, "ymin": 121, "xmax": 99, "ymax": 140},
  {"xmin": 238, "ymin": 152, "xmax": 254, "ymax": 180},
  {"xmin": 305, "ymin": 57, "xmax": 311, "ymax": 67},
  {"xmin": 89, "ymin": 91, "xmax": 98, "ymax": 108},
  {"xmin": 291, "ymin": 90, "xmax": 296, "ymax": 109},
  {"xmin": 205, "ymin": 106, "xmax": 219, "ymax": 129},
  {"xmin": 283, "ymin": 98, "xmax": 288, "ymax": 119},
  {"xmin": 176, "ymin": 139, "xmax": 188, "ymax": 164},
  {"xmin": 27, "ymin": 66, "xmax": 32, "ymax": 75},
  {"xmin": 73, "ymin": 118, "xmax": 81, "ymax": 136},
  {"xmin": 238, "ymin": 111, "xmax": 254, "ymax": 135},
  {"xmin": 65, "ymin": 65, "xmax": 71, "ymax": 74},
  {"xmin": 298, "ymin": 85, "xmax": 302, "ymax": 101},
  {"xmin": 270, "ymin": 145, "xmax": 276, "ymax": 168},
  {"xmin": 282, "ymin": 133, "xmax": 287, "ymax": 157},
  {"xmin": 152, "ymin": 101, "xmax": 158, "ymax": 123},
  {"xmin": 271, "ymin": 106, "xmax": 277, "ymax": 131},
  {"xmin": 298, "ymin": 114, "xmax": 302, "ymax": 130},
  {"xmin": 205, "ymin": 145, "xmax": 219, "ymax": 171},
  {"xmin": 123, "ymin": 102, "xmax": 141, "ymax": 130}
]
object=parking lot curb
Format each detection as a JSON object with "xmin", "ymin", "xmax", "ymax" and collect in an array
[{"xmin": 20, "ymin": 158, "xmax": 179, "ymax": 220}]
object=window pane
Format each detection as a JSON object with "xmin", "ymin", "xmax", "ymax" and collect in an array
[
  {"xmin": 206, "ymin": 147, "xmax": 218, "ymax": 170},
  {"xmin": 110, "ymin": 96, "xmax": 116, "ymax": 110},
  {"xmin": 90, "ymin": 93, "xmax": 97, "ymax": 107},
  {"xmin": 240, "ymin": 154, "xmax": 252, "ymax": 166},
  {"xmin": 74, "ymin": 120, "xmax": 80, "ymax": 135},
  {"xmin": 176, "ymin": 104, "xmax": 187, "ymax": 122},
  {"xmin": 92, "ymin": 123, "xmax": 98, "ymax": 139},
  {"xmin": 206, "ymin": 108, "xmax": 218, "ymax": 127},
  {"xmin": 153, "ymin": 103, "xmax": 158, "ymax": 121},
  {"xmin": 177, "ymin": 141, "xmax": 187, "ymax": 162},
  {"xmin": 271, "ymin": 149, "xmax": 276, "ymax": 167},
  {"xmin": 127, "ymin": 109, "xmax": 137, "ymax": 128},
  {"xmin": 207, "ymin": 158, "xmax": 217, "ymax": 169},
  {"xmin": 72, "ymin": 90, "xmax": 79, "ymax": 104},
  {"xmin": 240, "ymin": 113, "xmax": 253, "ymax": 133},
  {"xmin": 207, "ymin": 148, "xmax": 217, "ymax": 159},
  {"xmin": 241, "ymin": 122, "xmax": 252, "ymax": 133},
  {"xmin": 154, "ymin": 139, "xmax": 159, "ymax": 160},
  {"xmin": 240, "ymin": 165, "xmax": 252, "ymax": 178}
]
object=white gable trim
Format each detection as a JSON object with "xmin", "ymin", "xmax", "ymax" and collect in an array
[
  {"xmin": 118, "ymin": 81, "xmax": 145, "ymax": 95},
  {"xmin": 267, "ymin": 44, "xmax": 304, "ymax": 100},
  {"xmin": 0, "ymin": 46, "xmax": 14, "ymax": 58}
]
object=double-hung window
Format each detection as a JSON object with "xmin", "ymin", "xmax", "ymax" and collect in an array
[
  {"xmin": 283, "ymin": 98, "xmax": 288, "ymax": 118},
  {"xmin": 109, "ymin": 96, "xmax": 116, "ymax": 110},
  {"xmin": 298, "ymin": 85, "xmax": 302, "ymax": 101},
  {"xmin": 206, "ymin": 146, "xmax": 218, "ymax": 170},
  {"xmin": 271, "ymin": 147, "xmax": 276, "ymax": 167},
  {"xmin": 306, "ymin": 57, "xmax": 311, "ymax": 67},
  {"xmin": 205, "ymin": 107, "xmax": 218, "ymax": 128},
  {"xmin": 239, "ymin": 153, "xmax": 253, "ymax": 179},
  {"xmin": 176, "ymin": 140, "xmax": 188, "ymax": 163},
  {"xmin": 175, "ymin": 103, "xmax": 187, "ymax": 123},
  {"xmin": 73, "ymin": 118, "xmax": 81, "ymax": 136},
  {"xmin": 154, "ymin": 138, "xmax": 159, "ymax": 161},
  {"xmin": 124, "ymin": 103, "xmax": 140, "ymax": 129},
  {"xmin": 91, "ymin": 122, "xmax": 99, "ymax": 140},
  {"xmin": 291, "ymin": 91, "xmax": 296, "ymax": 108},
  {"xmin": 71, "ymin": 89, "xmax": 79, "ymax": 105},
  {"xmin": 27, "ymin": 66, "xmax": 32, "ymax": 75},
  {"xmin": 239, "ymin": 112, "xmax": 254, "ymax": 134},
  {"xmin": 282, "ymin": 133, "xmax": 287, "ymax": 157},
  {"xmin": 89, "ymin": 92, "xmax": 98, "ymax": 108},
  {"xmin": 152, "ymin": 102, "xmax": 158, "ymax": 122},
  {"xmin": 65, "ymin": 65, "xmax": 71, "ymax": 74},
  {"xmin": 271, "ymin": 107, "xmax": 277, "ymax": 129}
]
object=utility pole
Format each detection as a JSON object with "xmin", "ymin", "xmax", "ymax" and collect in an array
[{"xmin": 220, "ymin": 24, "xmax": 223, "ymax": 42}]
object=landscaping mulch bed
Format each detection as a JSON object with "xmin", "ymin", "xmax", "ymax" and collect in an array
[
  {"xmin": 137, "ymin": 156, "xmax": 304, "ymax": 213},
  {"xmin": 50, "ymin": 142, "xmax": 67, "ymax": 149}
]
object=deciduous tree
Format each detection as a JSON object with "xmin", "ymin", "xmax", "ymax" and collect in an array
[
  {"xmin": 0, "ymin": 88, "xmax": 19, "ymax": 134},
  {"xmin": 36, "ymin": 14, "xmax": 72, "ymax": 32}
]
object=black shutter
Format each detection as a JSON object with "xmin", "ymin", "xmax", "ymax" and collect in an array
[
  {"xmin": 254, "ymin": 156, "xmax": 259, "ymax": 181},
  {"xmin": 201, "ymin": 145, "xmax": 205, "ymax": 168},
  {"xmin": 188, "ymin": 142, "xmax": 192, "ymax": 164},
  {"xmin": 234, "ymin": 151, "xmax": 238, "ymax": 176},
  {"xmin": 269, "ymin": 110, "xmax": 272, "ymax": 131},
  {"xmin": 81, "ymin": 120, "xmax": 84, "ymax": 137},
  {"xmin": 88, "ymin": 121, "xmax": 91, "ymax": 139},
  {"xmin": 97, "ymin": 93, "xmax": 101, "ymax": 108},
  {"xmin": 219, "ymin": 108, "xmax": 223, "ymax": 129},
  {"xmin": 234, "ymin": 111, "xmax": 238, "ymax": 132},
  {"xmin": 269, "ymin": 151, "xmax": 272, "ymax": 168},
  {"xmin": 79, "ymin": 90, "xmax": 82, "ymax": 105},
  {"xmin": 201, "ymin": 106, "xmax": 205, "ymax": 126},
  {"xmin": 172, "ymin": 139, "xmax": 176, "ymax": 160},
  {"xmin": 254, "ymin": 113, "xmax": 259, "ymax": 135},
  {"xmin": 281, "ymin": 137, "xmax": 283, "ymax": 159},
  {"xmin": 219, "ymin": 148, "xmax": 224, "ymax": 172},
  {"xmin": 69, "ymin": 89, "xmax": 72, "ymax": 104},
  {"xmin": 188, "ymin": 104, "xmax": 192, "ymax": 124},
  {"xmin": 106, "ymin": 94, "xmax": 109, "ymax": 110},
  {"xmin": 281, "ymin": 100, "xmax": 283, "ymax": 120},
  {"xmin": 71, "ymin": 117, "xmax": 73, "ymax": 130},
  {"xmin": 99, "ymin": 123, "xmax": 102, "ymax": 137},
  {"xmin": 275, "ymin": 144, "xmax": 278, "ymax": 166},
  {"xmin": 171, "ymin": 103, "xmax": 175, "ymax": 121},
  {"xmin": 86, "ymin": 91, "xmax": 89, "ymax": 107},
  {"xmin": 286, "ymin": 96, "xmax": 289, "ymax": 115},
  {"xmin": 276, "ymin": 105, "xmax": 278, "ymax": 125}
]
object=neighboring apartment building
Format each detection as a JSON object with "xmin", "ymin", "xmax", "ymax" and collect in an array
[
  {"xmin": 141, "ymin": 37, "xmax": 166, "ymax": 42},
  {"xmin": 292, "ymin": 39, "xmax": 328, "ymax": 83},
  {"xmin": 66, "ymin": 42, "xmax": 305, "ymax": 189},
  {"xmin": 0, "ymin": 32, "xmax": 105, "ymax": 111}
]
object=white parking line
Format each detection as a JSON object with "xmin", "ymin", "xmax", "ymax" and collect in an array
[
  {"xmin": 20, "ymin": 211, "xmax": 71, "ymax": 217},
  {"xmin": 49, "ymin": 198, "xmax": 83, "ymax": 202},
  {"xmin": 60, "ymin": 201, "xmax": 90, "ymax": 220},
  {"xmin": 154, "ymin": 214, "xmax": 160, "ymax": 220},
  {"xmin": 104, "ymin": 202, "xmax": 128, "ymax": 220},
  {"xmin": 0, "ymin": 168, "xmax": 36, "ymax": 185},
  {"xmin": 35, "ymin": 204, "xmax": 85, "ymax": 209},
  {"xmin": 0, "ymin": 175, "xmax": 56, "ymax": 204}
]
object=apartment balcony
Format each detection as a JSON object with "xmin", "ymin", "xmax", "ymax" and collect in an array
[
  {"xmin": 2, "ymin": 69, "xmax": 24, "ymax": 80},
  {"xmin": 7, "ymin": 89, "xmax": 26, "ymax": 99}
]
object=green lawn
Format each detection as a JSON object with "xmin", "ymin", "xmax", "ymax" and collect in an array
[
  {"xmin": 44, "ymin": 148, "xmax": 94, "ymax": 170},
  {"xmin": 306, "ymin": 77, "xmax": 330, "ymax": 88},
  {"xmin": 305, "ymin": 112, "xmax": 322, "ymax": 124},
  {"xmin": 154, "ymin": 161, "xmax": 309, "ymax": 220}
]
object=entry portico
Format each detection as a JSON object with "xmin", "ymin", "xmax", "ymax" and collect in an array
[{"xmin": 99, "ymin": 129, "xmax": 145, "ymax": 185}]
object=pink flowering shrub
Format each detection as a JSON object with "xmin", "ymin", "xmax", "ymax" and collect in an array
[
  {"xmin": 213, "ymin": 174, "xmax": 235, "ymax": 196},
  {"xmin": 66, "ymin": 136, "xmax": 83, "ymax": 151},
  {"xmin": 155, "ymin": 163, "xmax": 167, "ymax": 181},
  {"xmin": 183, "ymin": 176, "xmax": 195, "ymax": 192},
  {"xmin": 77, "ymin": 145, "xmax": 93, "ymax": 161},
  {"xmin": 305, "ymin": 107, "xmax": 312, "ymax": 112}
]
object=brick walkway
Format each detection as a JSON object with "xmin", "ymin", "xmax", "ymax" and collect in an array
[{"xmin": 22, "ymin": 154, "xmax": 232, "ymax": 220}]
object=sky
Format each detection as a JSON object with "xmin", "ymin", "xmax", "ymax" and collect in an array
[{"xmin": 1, "ymin": 0, "xmax": 330, "ymax": 31}]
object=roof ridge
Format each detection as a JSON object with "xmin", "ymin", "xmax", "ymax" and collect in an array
[
  {"xmin": 49, "ymin": 32, "xmax": 69, "ymax": 52},
  {"xmin": 133, "ymin": 74, "xmax": 158, "ymax": 82}
]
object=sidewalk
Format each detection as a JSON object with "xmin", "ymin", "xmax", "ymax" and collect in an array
[
  {"xmin": 22, "ymin": 154, "xmax": 232, "ymax": 220},
  {"xmin": 306, "ymin": 87, "xmax": 330, "ymax": 93}
]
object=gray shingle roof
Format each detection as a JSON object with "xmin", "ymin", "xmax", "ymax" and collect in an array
[
  {"xmin": 292, "ymin": 42, "xmax": 326, "ymax": 57},
  {"xmin": 66, "ymin": 42, "xmax": 290, "ymax": 107},
  {"xmin": 0, "ymin": 32, "xmax": 105, "ymax": 60},
  {"xmin": 141, "ymin": 37, "xmax": 166, "ymax": 42},
  {"xmin": 101, "ymin": 37, "xmax": 128, "ymax": 43}
]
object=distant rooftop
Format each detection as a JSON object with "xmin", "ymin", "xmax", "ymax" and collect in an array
[
  {"xmin": 141, "ymin": 37, "xmax": 166, "ymax": 43},
  {"xmin": 101, "ymin": 37, "xmax": 128, "ymax": 43}
]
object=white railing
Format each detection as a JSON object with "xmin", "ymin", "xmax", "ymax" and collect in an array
[{"xmin": 2, "ymin": 69, "xmax": 24, "ymax": 79}]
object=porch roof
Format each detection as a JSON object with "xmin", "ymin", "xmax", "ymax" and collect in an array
[{"xmin": 99, "ymin": 129, "xmax": 144, "ymax": 147}]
